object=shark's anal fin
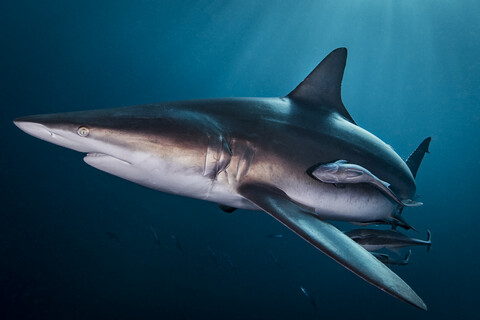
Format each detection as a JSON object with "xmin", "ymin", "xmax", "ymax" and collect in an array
[{"xmin": 238, "ymin": 183, "xmax": 427, "ymax": 311}]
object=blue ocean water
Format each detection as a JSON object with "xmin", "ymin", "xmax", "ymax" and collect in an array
[{"xmin": 1, "ymin": 1, "xmax": 479, "ymax": 319}]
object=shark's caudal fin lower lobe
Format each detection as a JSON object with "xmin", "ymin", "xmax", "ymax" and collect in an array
[{"xmin": 406, "ymin": 137, "xmax": 431, "ymax": 179}]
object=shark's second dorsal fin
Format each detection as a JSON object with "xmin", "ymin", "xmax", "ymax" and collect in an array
[
  {"xmin": 287, "ymin": 48, "xmax": 355, "ymax": 124},
  {"xmin": 406, "ymin": 137, "xmax": 431, "ymax": 179}
]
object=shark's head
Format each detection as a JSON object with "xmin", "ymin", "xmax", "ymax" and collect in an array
[{"xmin": 14, "ymin": 105, "xmax": 215, "ymax": 197}]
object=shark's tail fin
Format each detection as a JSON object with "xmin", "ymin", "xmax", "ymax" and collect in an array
[
  {"xmin": 426, "ymin": 230, "xmax": 432, "ymax": 253},
  {"xmin": 406, "ymin": 137, "xmax": 431, "ymax": 179}
]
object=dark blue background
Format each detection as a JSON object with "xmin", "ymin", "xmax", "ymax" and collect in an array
[{"xmin": 1, "ymin": 1, "xmax": 479, "ymax": 319}]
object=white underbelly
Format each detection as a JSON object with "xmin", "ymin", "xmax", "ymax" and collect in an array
[
  {"xmin": 288, "ymin": 185, "xmax": 396, "ymax": 222},
  {"xmin": 84, "ymin": 152, "xmax": 257, "ymax": 210},
  {"xmin": 84, "ymin": 152, "xmax": 395, "ymax": 221}
]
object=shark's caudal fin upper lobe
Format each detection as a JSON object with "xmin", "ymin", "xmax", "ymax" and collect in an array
[{"xmin": 287, "ymin": 48, "xmax": 356, "ymax": 124}]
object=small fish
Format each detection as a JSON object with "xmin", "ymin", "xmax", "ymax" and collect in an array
[
  {"xmin": 345, "ymin": 229, "xmax": 432, "ymax": 252},
  {"xmin": 372, "ymin": 250, "xmax": 412, "ymax": 266},
  {"xmin": 150, "ymin": 227, "xmax": 162, "ymax": 249},
  {"xmin": 300, "ymin": 286, "xmax": 317, "ymax": 309},
  {"xmin": 207, "ymin": 246, "xmax": 219, "ymax": 267},
  {"xmin": 106, "ymin": 231, "xmax": 121, "ymax": 243},
  {"xmin": 267, "ymin": 250, "xmax": 283, "ymax": 269},
  {"xmin": 266, "ymin": 233, "xmax": 284, "ymax": 238},
  {"xmin": 312, "ymin": 160, "xmax": 422, "ymax": 207},
  {"xmin": 171, "ymin": 235, "xmax": 184, "ymax": 254},
  {"xmin": 351, "ymin": 215, "xmax": 417, "ymax": 232},
  {"xmin": 223, "ymin": 253, "xmax": 236, "ymax": 271}
]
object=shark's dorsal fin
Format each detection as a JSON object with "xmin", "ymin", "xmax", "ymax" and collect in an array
[
  {"xmin": 288, "ymin": 48, "xmax": 356, "ymax": 124},
  {"xmin": 405, "ymin": 137, "xmax": 431, "ymax": 178}
]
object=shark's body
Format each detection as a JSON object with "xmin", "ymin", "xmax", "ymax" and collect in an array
[{"xmin": 14, "ymin": 48, "xmax": 430, "ymax": 310}]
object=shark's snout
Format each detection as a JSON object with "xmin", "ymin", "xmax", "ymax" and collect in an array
[
  {"xmin": 14, "ymin": 115, "xmax": 94, "ymax": 153},
  {"xmin": 14, "ymin": 118, "xmax": 54, "ymax": 141}
]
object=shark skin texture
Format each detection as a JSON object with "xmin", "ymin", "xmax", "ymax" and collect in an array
[{"xmin": 14, "ymin": 48, "xmax": 429, "ymax": 310}]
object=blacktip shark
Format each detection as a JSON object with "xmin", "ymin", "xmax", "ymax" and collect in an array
[{"xmin": 14, "ymin": 48, "xmax": 430, "ymax": 310}]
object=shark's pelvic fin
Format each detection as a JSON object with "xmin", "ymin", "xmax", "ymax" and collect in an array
[
  {"xmin": 238, "ymin": 183, "xmax": 427, "ymax": 310},
  {"xmin": 218, "ymin": 204, "xmax": 237, "ymax": 213},
  {"xmin": 406, "ymin": 137, "xmax": 431, "ymax": 179},
  {"xmin": 287, "ymin": 48, "xmax": 356, "ymax": 124}
]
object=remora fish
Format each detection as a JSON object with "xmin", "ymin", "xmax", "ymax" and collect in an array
[
  {"xmin": 312, "ymin": 160, "xmax": 422, "ymax": 207},
  {"xmin": 14, "ymin": 48, "xmax": 430, "ymax": 310},
  {"xmin": 345, "ymin": 229, "xmax": 432, "ymax": 252},
  {"xmin": 373, "ymin": 250, "xmax": 412, "ymax": 266}
]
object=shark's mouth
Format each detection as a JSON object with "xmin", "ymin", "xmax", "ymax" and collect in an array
[{"xmin": 84, "ymin": 153, "xmax": 132, "ymax": 166}]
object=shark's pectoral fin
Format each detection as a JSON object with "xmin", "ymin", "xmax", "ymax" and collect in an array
[{"xmin": 238, "ymin": 183, "xmax": 427, "ymax": 310}]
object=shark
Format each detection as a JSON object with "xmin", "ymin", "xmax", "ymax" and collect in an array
[{"xmin": 14, "ymin": 48, "xmax": 430, "ymax": 310}]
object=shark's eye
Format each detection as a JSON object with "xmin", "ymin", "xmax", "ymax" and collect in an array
[{"xmin": 77, "ymin": 126, "xmax": 90, "ymax": 137}]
